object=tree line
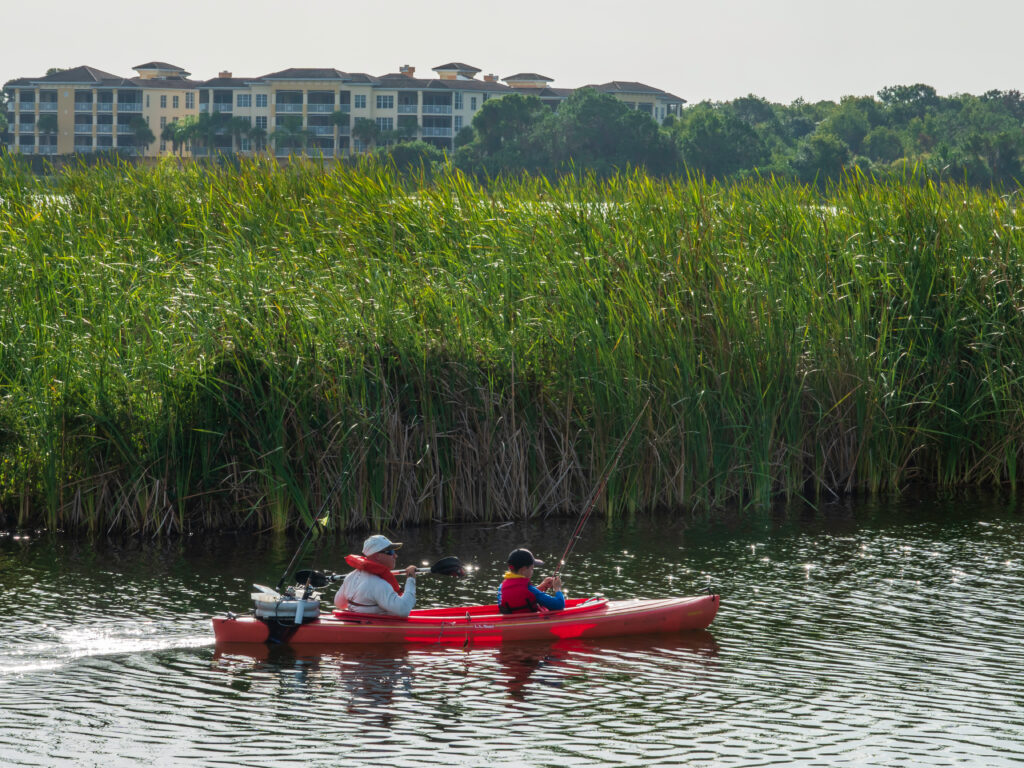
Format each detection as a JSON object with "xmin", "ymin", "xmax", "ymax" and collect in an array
[{"xmin": 444, "ymin": 84, "xmax": 1024, "ymax": 186}]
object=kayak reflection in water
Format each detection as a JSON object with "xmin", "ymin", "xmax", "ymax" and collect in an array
[
  {"xmin": 498, "ymin": 549, "xmax": 566, "ymax": 614},
  {"xmin": 334, "ymin": 534, "xmax": 419, "ymax": 617}
]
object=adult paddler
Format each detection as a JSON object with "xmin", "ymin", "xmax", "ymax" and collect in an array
[{"xmin": 334, "ymin": 534, "xmax": 418, "ymax": 617}]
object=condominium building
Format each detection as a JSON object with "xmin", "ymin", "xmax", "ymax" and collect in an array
[{"xmin": 3, "ymin": 60, "xmax": 685, "ymax": 158}]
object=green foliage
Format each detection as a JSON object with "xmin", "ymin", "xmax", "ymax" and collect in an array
[
  {"xmin": 4, "ymin": 160, "xmax": 1024, "ymax": 533},
  {"xmin": 674, "ymin": 102, "xmax": 768, "ymax": 178}
]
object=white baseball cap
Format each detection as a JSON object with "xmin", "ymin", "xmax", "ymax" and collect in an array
[{"xmin": 362, "ymin": 534, "xmax": 403, "ymax": 556}]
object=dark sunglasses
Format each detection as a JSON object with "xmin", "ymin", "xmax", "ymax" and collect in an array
[{"xmin": 381, "ymin": 549, "xmax": 397, "ymax": 556}]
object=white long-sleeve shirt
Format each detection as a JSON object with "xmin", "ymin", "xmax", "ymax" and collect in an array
[{"xmin": 334, "ymin": 569, "xmax": 416, "ymax": 617}]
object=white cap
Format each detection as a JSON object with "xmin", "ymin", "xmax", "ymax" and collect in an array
[{"xmin": 362, "ymin": 534, "xmax": 403, "ymax": 556}]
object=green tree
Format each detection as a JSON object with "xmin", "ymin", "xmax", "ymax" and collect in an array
[
  {"xmin": 377, "ymin": 140, "xmax": 445, "ymax": 172},
  {"xmin": 36, "ymin": 113, "xmax": 59, "ymax": 134},
  {"xmin": 793, "ymin": 130, "xmax": 850, "ymax": 183},
  {"xmin": 675, "ymin": 102, "xmax": 768, "ymax": 178},
  {"xmin": 863, "ymin": 126, "xmax": 903, "ymax": 163},
  {"xmin": 271, "ymin": 115, "xmax": 310, "ymax": 155},
  {"xmin": 248, "ymin": 124, "xmax": 268, "ymax": 154},
  {"xmin": 351, "ymin": 118, "xmax": 379, "ymax": 153},
  {"xmin": 471, "ymin": 92, "xmax": 548, "ymax": 155},
  {"xmin": 821, "ymin": 99, "xmax": 871, "ymax": 154},
  {"xmin": 547, "ymin": 88, "xmax": 680, "ymax": 175},
  {"xmin": 129, "ymin": 116, "xmax": 155, "ymax": 155}
]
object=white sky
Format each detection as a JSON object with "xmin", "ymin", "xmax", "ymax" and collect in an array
[{"xmin": 3, "ymin": 0, "xmax": 1021, "ymax": 105}]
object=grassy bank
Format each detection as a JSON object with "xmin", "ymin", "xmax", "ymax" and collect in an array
[{"xmin": 2, "ymin": 155, "xmax": 1023, "ymax": 533}]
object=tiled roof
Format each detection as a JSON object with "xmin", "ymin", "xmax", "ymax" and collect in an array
[
  {"xmin": 432, "ymin": 62, "xmax": 481, "ymax": 73},
  {"xmin": 131, "ymin": 77, "xmax": 199, "ymax": 89},
  {"xmin": 587, "ymin": 81, "xmax": 686, "ymax": 103},
  {"xmin": 258, "ymin": 68, "xmax": 349, "ymax": 81},
  {"xmin": 503, "ymin": 73, "xmax": 553, "ymax": 83},
  {"xmin": 134, "ymin": 62, "xmax": 187, "ymax": 72},
  {"xmin": 4, "ymin": 77, "xmax": 33, "ymax": 87},
  {"xmin": 200, "ymin": 77, "xmax": 255, "ymax": 87},
  {"xmin": 33, "ymin": 65, "xmax": 124, "ymax": 84}
]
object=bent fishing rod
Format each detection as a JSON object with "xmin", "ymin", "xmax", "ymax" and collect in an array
[{"xmin": 552, "ymin": 398, "xmax": 650, "ymax": 579}]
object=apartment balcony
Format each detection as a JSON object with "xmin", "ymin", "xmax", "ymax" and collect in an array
[
  {"xmin": 96, "ymin": 125, "xmax": 113, "ymax": 134},
  {"xmin": 422, "ymin": 105, "xmax": 452, "ymax": 115},
  {"xmin": 307, "ymin": 104, "xmax": 335, "ymax": 113},
  {"xmin": 17, "ymin": 102, "xmax": 36, "ymax": 112},
  {"xmin": 38, "ymin": 146, "xmax": 58, "ymax": 155},
  {"xmin": 38, "ymin": 101, "xmax": 58, "ymax": 112},
  {"xmin": 74, "ymin": 143, "xmax": 95, "ymax": 152},
  {"xmin": 117, "ymin": 125, "xmax": 133, "ymax": 134},
  {"xmin": 97, "ymin": 103, "xmax": 114, "ymax": 112},
  {"xmin": 275, "ymin": 103, "xmax": 303, "ymax": 113},
  {"xmin": 335, "ymin": 104, "xmax": 351, "ymax": 113},
  {"xmin": 74, "ymin": 124, "xmax": 93, "ymax": 134},
  {"xmin": 308, "ymin": 126, "xmax": 333, "ymax": 136},
  {"xmin": 422, "ymin": 127, "xmax": 453, "ymax": 137},
  {"xmin": 75, "ymin": 101, "xmax": 94, "ymax": 112},
  {"xmin": 118, "ymin": 102, "xmax": 143, "ymax": 113},
  {"xmin": 212, "ymin": 103, "xmax": 233, "ymax": 114},
  {"xmin": 397, "ymin": 104, "xmax": 418, "ymax": 114}
]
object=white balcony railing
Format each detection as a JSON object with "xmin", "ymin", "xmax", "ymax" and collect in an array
[
  {"xmin": 118, "ymin": 102, "xmax": 143, "ymax": 112},
  {"xmin": 74, "ymin": 124, "xmax": 93, "ymax": 134},
  {"xmin": 96, "ymin": 125, "xmax": 113, "ymax": 134},
  {"xmin": 307, "ymin": 104, "xmax": 334, "ymax": 113},
  {"xmin": 117, "ymin": 125, "xmax": 133, "ymax": 134},
  {"xmin": 422, "ymin": 105, "xmax": 452, "ymax": 114},
  {"xmin": 38, "ymin": 102, "xmax": 58, "ymax": 112},
  {"xmin": 422, "ymin": 127, "xmax": 453, "ymax": 137},
  {"xmin": 308, "ymin": 126, "xmax": 333, "ymax": 135},
  {"xmin": 97, "ymin": 103, "xmax": 114, "ymax": 112},
  {"xmin": 275, "ymin": 103, "xmax": 303, "ymax": 113},
  {"xmin": 38, "ymin": 146, "xmax": 58, "ymax": 155},
  {"xmin": 17, "ymin": 102, "xmax": 35, "ymax": 111},
  {"xmin": 397, "ymin": 104, "xmax": 418, "ymax": 113},
  {"xmin": 75, "ymin": 102, "xmax": 94, "ymax": 112}
]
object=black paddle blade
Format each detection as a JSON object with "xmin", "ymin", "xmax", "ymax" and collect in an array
[
  {"xmin": 430, "ymin": 556, "xmax": 465, "ymax": 578},
  {"xmin": 294, "ymin": 569, "xmax": 331, "ymax": 588}
]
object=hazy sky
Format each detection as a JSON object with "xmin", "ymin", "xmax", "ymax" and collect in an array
[{"xmin": 3, "ymin": 0, "xmax": 1020, "ymax": 105}]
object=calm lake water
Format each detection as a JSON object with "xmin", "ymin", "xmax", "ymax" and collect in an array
[{"xmin": 1, "ymin": 489, "xmax": 1022, "ymax": 767}]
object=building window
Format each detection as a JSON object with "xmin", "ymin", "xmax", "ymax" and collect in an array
[
  {"xmin": 146, "ymin": 95, "xmax": 150, "ymax": 107},
  {"xmin": 375, "ymin": 117, "xmax": 393, "ymax": 132},
  {"xmin": 255, "ymin": 116, "xmax": 268, "ymax": 130},
  {"xmin": 173, "ymin": 96, "xmax": 179, "ymax": 108},
  {"xmin": 470, "ymin": 97, "xmax": 477, "ymax": 111},
  {"xmin": 240, "ymin": 137, "xmax": 250, "ymax": 151},
  {"xmin": 160, "ymin": 95, "xmax": 167, "ymax": 108},
  {"xmin": 237, "ymin": 94, "xmax": 251, "ymax": 107},
  {"xmin": 186, "ymin": 92, "xmax": 195, "ymax": 109},
  {"xmin": 255, "ymin": 94, "xmax": 267, "ymax": 108},
  {"xmin": 454, "ymin": 92, "xmax": 463, "ymax": 110},
  {"xmin": 160, "ymin": 141, "xmax": 166, "ymax": 152},
  {"xmin": 354, "ymin": 94, "xmax": 366, "ymax": 109},
  {"xmin": 160, "ymin": 116, "xmax": 166, "ymax": 128},
  {"xmin": 454, "ymin": 116, "xmax": 463, "ymax": 132},
  {"xmin": 376, "ymin": 95, "xmax": 394, "ymax": 110}
]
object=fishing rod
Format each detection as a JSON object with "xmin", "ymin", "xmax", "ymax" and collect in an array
[
  {"xmin": 275, "ymin": 460, "xmax": 353, "ymax": 593},
  {"xmin": 553, "ymin": 398, "xmax": 650, "ymax": 579}
]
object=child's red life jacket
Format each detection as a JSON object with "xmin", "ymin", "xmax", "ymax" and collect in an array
[{"xmin": 499, "ymin": 575, "xmax": 540, "ymax": 614}]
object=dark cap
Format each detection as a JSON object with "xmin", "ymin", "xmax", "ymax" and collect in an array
[{"xmin": 507, "ymin": 548, "xmax": 544, "ymax": 569}]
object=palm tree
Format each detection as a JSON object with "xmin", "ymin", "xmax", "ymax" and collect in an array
[
  {"xmin": 129, "ymin": 116, "xmax": 156, "ymax": 156},
  {"xmin": 228, "ymin": 117, "xmax": 251, "ymax": 154},
  {"xmin": 161, "ymin": 121, "xmax": 182, "ymax": 155},
  {"xmin": 271, "ymin": 116, "xmax": 310, "ymax": 156},
  {"xmin": 248, "ymin": 125, "xmax": 268, "ymax": 154},
  {"xmin": 352, "ymin": 117, "xmax": 380, "ymax": 154}
]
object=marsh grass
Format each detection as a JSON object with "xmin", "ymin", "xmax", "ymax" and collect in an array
[{"xmin": 2, "ymin": 155, "xmax": 1024, "ymax": 533}]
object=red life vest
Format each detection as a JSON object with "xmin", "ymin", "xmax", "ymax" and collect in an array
[
  {"xmin": 344, "ymin": 554, "xmax": 402, "ymax": 594},
  {"xmin": 499, "ymin": 575, "xmax": 540, "ymax": 614}
]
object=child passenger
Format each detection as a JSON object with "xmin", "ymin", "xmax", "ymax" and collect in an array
[{"xmin": 497, "ymin": 548, "xmax": 565, "ymax": 613}]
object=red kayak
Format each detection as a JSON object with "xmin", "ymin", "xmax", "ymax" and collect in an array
[{"xmin": 212, "ymin": 594, "xmax": 719, "ymax": 646}]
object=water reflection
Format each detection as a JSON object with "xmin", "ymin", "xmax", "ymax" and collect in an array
[{"xmin": 2, "ymin": 491, "xmax": 1024, "ymax": 767}]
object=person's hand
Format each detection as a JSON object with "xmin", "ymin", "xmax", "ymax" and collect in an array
[
  {"xmin": 404, "ymin": 564, "xmax": 418, "ymax": 577},
  {"xmin": 537, "ymin": 576, "xmax": 554, "ymax": 591},
  {"xmin": 551, "ymin": 576, "xmax": 563, "ymax": 592}
]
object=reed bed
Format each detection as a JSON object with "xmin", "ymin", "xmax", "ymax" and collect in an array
[{"xmin": 2, "ymin": 154, "xmax": 1023, "ymax": 533}]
